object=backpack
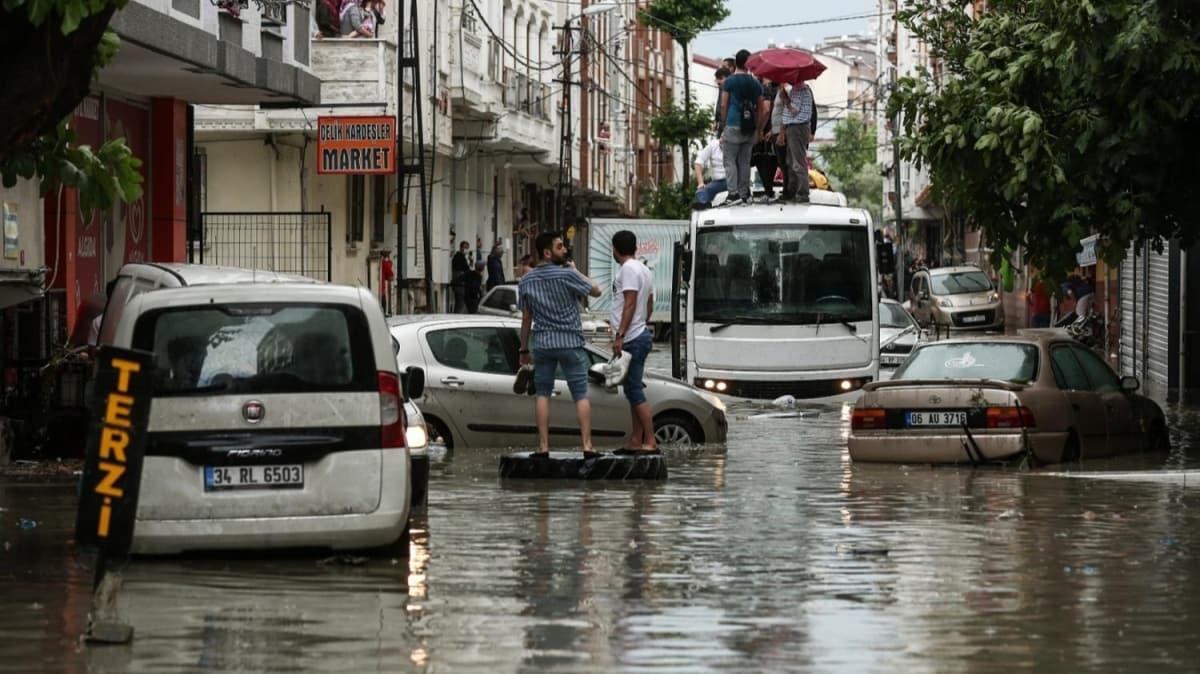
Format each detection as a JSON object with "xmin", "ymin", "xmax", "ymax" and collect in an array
[{"xmin": 739, "ymin": 96, "xmax": 757, "ymax": 134}]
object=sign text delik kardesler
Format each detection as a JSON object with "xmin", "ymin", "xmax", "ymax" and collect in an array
[{"xmin": 317, "ymin": 116, "xmax": 396, "ymax": 175}]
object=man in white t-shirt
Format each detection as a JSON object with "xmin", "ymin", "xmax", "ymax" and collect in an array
[
  {"xmin": 609, "ymin": 230, "xmax": 658, "ymax": 453},
  {"xmin": 693, "ymin": 135, "xmax": 727, "ymax": 208}
]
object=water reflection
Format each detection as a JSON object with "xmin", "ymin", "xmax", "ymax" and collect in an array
[{"xmin": 3, "ymin": 394, "xmax": 1200, "ymax": 671}]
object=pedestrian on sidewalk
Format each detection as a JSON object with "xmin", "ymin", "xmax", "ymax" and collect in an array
[
  {"xmin": 518, "ymin": 231, "xmax": 603, "ymax": 456},
  {"xmin": 465, "ymin": 261, "xmax": 485, "ymax": 313},
  {"xmin": 1028, "ymin": 277, "xmax": 1051, "ymax": 328},
  {"xmin": 780, "ymin": 80, "xmax": 815, "ymax": 203},
  {"xmin": 450, "ymin": 240, "xmax": 471, "ymax": 313},
  {"xmin": 693, "ymin": 134, "xmax": 726, "ymax": 208},
  {"xmin": 609, "ymin": 230, "xmax": 658, "ymax": 454},
  {"xmin": 718, "ymin": 49, "xmax": 767, "ymax": 205},
  {"xmin": 486, "ymin": 243, "xmax": 506, "ymax": 290}
]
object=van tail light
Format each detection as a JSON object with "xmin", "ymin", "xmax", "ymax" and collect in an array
[
  {"xmin": 851, "ymin": 408, "xmax": 887, "ymax": 430},
  {"xmin": 378, "ymin": 371, "xmax": 407, "ymax": 448},
  {"xmin": 986, "ymin": 406, "xmax": 1035, "ymax": 429}
]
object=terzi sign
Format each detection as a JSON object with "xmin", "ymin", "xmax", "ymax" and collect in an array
[
  {"xmin": 75, "ymin": 347, "xmax": 155, "ymax": 554},
  {"xmin": 317, "ymin": 115, "xmax": 396, "ymax": 174}
]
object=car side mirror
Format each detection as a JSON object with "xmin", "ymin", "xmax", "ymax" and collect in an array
[
  {"xmin": 404, "ymin": 366, "xmax": 426, "ymax": 399},
  {"xmin": 1120, "ymin": 376, "xmax": 1139, "ymax": 392},
  {"xmin": 509, "ymin": 303, "xmax": 518, "ymax": 313}
]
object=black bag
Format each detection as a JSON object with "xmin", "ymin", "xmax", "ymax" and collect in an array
[{"xmin": 739, "ymin": 96, "xmax": 757, "ymax": 133}]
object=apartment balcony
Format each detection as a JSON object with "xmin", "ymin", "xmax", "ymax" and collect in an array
[
  {"xmin": 311, "ymin": 38, "xmax": 397, "ymax": 108},
  {"xmin": 488, "ymin": 66, "xmax": 556, "ymax": 159},
  {"xmin": 450, "ymin": 32, "xmax": 502, "ymax": 119}
]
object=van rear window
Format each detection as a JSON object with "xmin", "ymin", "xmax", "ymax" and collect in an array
[{"xmin": 133, "ymin": 304, "xmax": 376, "ymax": 396}]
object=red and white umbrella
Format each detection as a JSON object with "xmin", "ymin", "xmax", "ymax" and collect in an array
[{"xmin": 746, "ymin": 48, "xmax": 826, "ymax": 85}]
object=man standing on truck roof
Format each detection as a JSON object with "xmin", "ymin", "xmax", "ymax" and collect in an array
[
  {"xmin": 518, "ymin": 231, "xmax": 604, "ymax": 457},
  {"xmin": 718, "ymin": 49, "xmax": 769, "ymax": 206},
  {"xmin": 780, "ymin": 79, "xmax": 815, "ymax": 203},
  {"xmin": 610, "ymin": 230, "xmax": 658, "ymax": 454}
]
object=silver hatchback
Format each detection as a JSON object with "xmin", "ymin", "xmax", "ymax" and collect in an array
[{"xmin": 388, "ymin": 315, "xmax": 728, "ymax": 450}]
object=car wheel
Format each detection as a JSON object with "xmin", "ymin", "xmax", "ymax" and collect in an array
[
  {"xmin": 426, "ymin": 416, "xmax": 454, "ymax": 450},
  {"xmin": 654, "ymin": 412, "xmax": 702, "ymax": 446},
  {"xmin": 1149, "ymin": 422, "xmax": 1170, "ymax": 453},
  {"xmin": 1061, "ymin": 432, "xmax": 1081, "ymax": 463},
  {"xmin": 365, "ymin": 523, "xmax": 410, "ymax": 559},
  {"xmin": 410, "ymin": 454, "xmax": 429, "ymax": 508}
]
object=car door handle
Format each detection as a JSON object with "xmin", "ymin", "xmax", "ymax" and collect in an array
[{"xmin": 440, "ymin": 376, "xmax": 465, "ymax": 388}]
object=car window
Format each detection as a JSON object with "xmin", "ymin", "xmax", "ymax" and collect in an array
[
  {"xmin": 482, "ymin": 287, "xmax": 516, "ymax": 312},
  {"xmin": 930, "ymin": 271, "xmax": 992, "ymax": 295},
  {"xmin": 99, "ymin": 275, "xmax": 156, "ymax": 345},
  {"xmin": 426, "ymin": 327, "xmax": 518, "ymax": 375},
  {"xmin": 893, "ymin": 343, "xmax": 1039, "ymax": 383},
  {"xmin": 132, "ymin": 303, "xmax": 375, "ymax": 396},
  {"xmin": 1071, "ymin": 345, "xmax": 1121, "ymax": 392},
  {"xmin": 1050, "ymin": 346, "xmax": 1090, "ymax": 391},
  {"xmin": 880, "ymin": 302, "xmax": 915, "ymax": 329}
]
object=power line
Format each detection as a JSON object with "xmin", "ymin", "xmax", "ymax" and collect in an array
[{"xmin": 704, "ymin": 12, "xmax": 886, "ymax": 35}]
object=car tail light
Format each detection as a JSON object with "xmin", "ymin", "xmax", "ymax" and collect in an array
[
  {"xmin": 986, "ymin": 406, "xmax": 1035, "ymax": 429},
  {"xmin": 851, "ymin": 408, "xmax": 886, "ymax": 430},
  {"xmin": 378, "ymin": 371, "xmax": 407, "ymax": 448}
]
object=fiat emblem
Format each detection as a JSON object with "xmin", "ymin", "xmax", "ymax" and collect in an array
[{"xmin": 242, "ymin": 400, "xmax": 265, "ymax": 424}]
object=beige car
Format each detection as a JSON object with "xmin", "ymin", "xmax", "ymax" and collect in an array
[
  {"xmin": 908, "ymin": 266, "xmax": 1004, "ymax": 331},
  {"xmin": 848, "ymin": 332, "xmax": 1169, "ymax": 465}
]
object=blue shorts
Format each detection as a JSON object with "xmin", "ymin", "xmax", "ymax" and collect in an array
[
  {"xmin": 622, "ymin": 331, "xmax": 653, "ymax": 406},
  {"xmin": 532, "ymin": 348, "xmax": 590, "ymax": 401}
]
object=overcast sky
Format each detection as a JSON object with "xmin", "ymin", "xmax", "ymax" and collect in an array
[{"xmin": 691, "ymin": 0, "xmax": 881, "ymax": 61}]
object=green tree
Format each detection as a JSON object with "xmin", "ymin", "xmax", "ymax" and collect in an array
[
  {"xmin": 648, "ymin": 98, "xmax": 715, "ymax": 177},
  {"xmin": 639, "ymin": 181, "xmax": 695, "ymax": 221},
  {"xmin": 888, "ymin": 0, "xmax": 1200, "ymax": 277},
  {"xmin": 1, "ymin": 0, "xmax": 143, "ymax": 215},
  {"xmin": 638, "ymin": 0, "xmax": 729, "ymax": 181},
  {"xmin": 815, "ymin": 115, "xmax": 882, "ymax": 224}
]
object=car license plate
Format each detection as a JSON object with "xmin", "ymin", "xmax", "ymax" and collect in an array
[
  {"xmin": 204, "ymin": 465, "xmax": 304, "ymax": 491},
  {"xmin": 961, "ymin": 314, "xmax": 987, "ymax": 324},
  {"xmin": 905, "ymin": 411, "xmax": 967, "ymax": 427}
]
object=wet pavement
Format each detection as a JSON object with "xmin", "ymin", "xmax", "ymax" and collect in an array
[{"xmin": 4, "ymin": 360, "xmax": 1200, "ymax": 671}]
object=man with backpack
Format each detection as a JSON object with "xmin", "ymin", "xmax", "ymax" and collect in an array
[{"xmin": 718, "ymin": 49, "xmax": 768, "ymax": 205}]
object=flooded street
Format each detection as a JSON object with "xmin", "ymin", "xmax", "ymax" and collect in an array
[{"xmin": 4, "ymin": 362, "xmax": 1200, "ymax": 671}]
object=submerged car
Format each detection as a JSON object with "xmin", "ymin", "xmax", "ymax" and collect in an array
[
  {"xmin": 388, "ymin": 315, "xmax": 727, "ymax": 450},
  {"xmin": 101, "ymin": 264, "xmax": 413, "ymax": 554},
  {"xmin": 848, "ymin": 332, "xmax": 1169, "ymax": 465},
  {"xmin": 478, "ymin": 282, "xmax": 613, "ymax": 343},
  {"xmin": 907, "ymin": 265, "xmax": 1004, "ymax": 331},
  {"xmin": 879, "ymin": 299, "xmax": 923, "ymax": 368}
]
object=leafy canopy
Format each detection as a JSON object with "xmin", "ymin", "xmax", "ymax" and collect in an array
[
  {"xmin": 637, "ymin": 0, "xmax": 729, "ymax": 45},
  {"xmin": 640, "ymin": 181, "xmax": 695, "ymax": 221},
  {"xmin": 649, "ymin": 99, "xmax": 715, "ymax": 157},
  {"xmin": 817, "ymin": 115, "xmax": 876, "ymax": 186},
  {"xmin": 888, "ymin": 0, "xmax": 1200, "ymax": 275},
  {"xmin": 1, "ymin": 0, "xmax": 142, "ymax": 210}
]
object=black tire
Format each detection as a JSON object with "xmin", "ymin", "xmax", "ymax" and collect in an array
[
  {"xmin": 1061, "ymin": 432, "xmax": 1081, "ymax": 463},
  {"xmin": 426, "ymin": 416, "xmax": 453, "ymax": 450},
  {"xmin": 1149, "ymin": 422, "xmax": 1170, "ymax": 453},
  {"xmin": 410, "ymin": 453, "xmax": 429, "ymax": 508},
  {"xmin": 654, "ymin": 412, "xmax": 703, "ymax": 446}
]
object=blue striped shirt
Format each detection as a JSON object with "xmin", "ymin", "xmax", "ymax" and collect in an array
[
  {"xmin": 781, "ymin": 83, "xmax": 814, "ymax": 126},
  {"xmin": 518, "ymin": 264, "xmax": 593, "ymax": 350}
]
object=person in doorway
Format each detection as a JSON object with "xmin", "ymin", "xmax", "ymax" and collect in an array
[
  {"xmin": 451, "ymin": 240, "xmax": 471, "ymax": 313},
  {"xmin": 609, "ymin": 230, "xmax": 658, "ymax": 454},
  {"xmin": 718, "ymin": 49, "xmax": 767, "ymax": 205},
  {"xmin": 486, "ymin": 244, "xmax": 506, "ymax": 290},
  {"xmin": 780, "ymin": 79, "xmax": 814, "ymax": 203},
  {"xmin": 465, "ymin": 261, "xmax": 486, "ymax": 313},
  {"xmin": 1028, "ymin": 277, "xmax": 1051, "ymax": 328},
  {"xmin": 518, "ymin": 231, "xmax": 603, "ymax": 456},
  {"xmin": 693, "ymin": 133, "xmax": 726, "ymax": 208}
]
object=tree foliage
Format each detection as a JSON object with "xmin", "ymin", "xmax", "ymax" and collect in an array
[
  {"xmin": 639, "ymin": 181, "xmax": 695, "ymax": 221},
  {"xmin": 649, "ymin": 99, "xmax": 714, "ymax": 157},
  {"xmin": 637, "ymin": 0, "xmax": 729, "ymax": 46},
  {"xmin": 817, "ymin": 115, "xmax": 876, "ymax": 186},
  {"xmin": 1, "ymin": 0, "xmax": 142, "ymax": 210},
  {"xmin": 888, "ymin": 0, "xmax": 1200, "ymax": 276}
]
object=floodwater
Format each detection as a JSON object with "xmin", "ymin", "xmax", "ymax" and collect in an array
[{"xmin": 4, "ymin": 371, "xmax": 1200, "ymax": 671}]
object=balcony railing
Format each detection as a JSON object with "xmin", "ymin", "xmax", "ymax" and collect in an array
[{"xmin": 502, "ymin": 67, "xmax": 551, "ymax": 120}]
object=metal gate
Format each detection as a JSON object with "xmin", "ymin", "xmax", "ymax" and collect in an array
[
  {"xmin": 1119, "ymin": 244, "xmax": 1142, "ymax": 382},
  {"xmin": 1120, "ymin": 239, "xmax": 1176, "ymax": 397},
  {"xmin": 193, "ymin": 212, "xmax": 332, "ymax": 282},
  {"xmin": 1146, "ymin": 244, "xmax": 1173, "ymax": 393}
]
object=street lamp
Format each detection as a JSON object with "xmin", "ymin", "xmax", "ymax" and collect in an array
[{"xmin": 556, "ymin": 1, "xmax": 621, "ymax": 229}]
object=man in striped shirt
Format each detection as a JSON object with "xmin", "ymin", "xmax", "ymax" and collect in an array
[
  {"xmin": 780, "ymin": 81, "xmax": 814, "ymax": 203},
  {"xmin": 518, "ymin": 231, "xmax": 603, "ymax": 455}
]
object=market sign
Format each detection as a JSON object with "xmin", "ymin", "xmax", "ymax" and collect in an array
[
  {"xmin": 75, "ymin": 347, "xmax": 155, "ymax": 554},
  {"xmin": 317, "ymin": 115, "xmax": 396, "ymax": 175}
]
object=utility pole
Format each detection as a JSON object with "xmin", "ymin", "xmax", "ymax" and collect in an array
[
  {"xmin": 555, "ymin": 23, "xmax": 577, "ymax": 229},
  {"xmin": 398, "ymin": 0, "xmax": 434, "ymax": 311},
  {"xmin": 891, "ymin": 3, "xmax": 904, "ymax": 300}
]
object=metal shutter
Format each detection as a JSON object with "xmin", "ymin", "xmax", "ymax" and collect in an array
[
  {"xmin": 1145, "ymin": 240, "xmax": 1172, "ymax": 393},
  {"xmin": 1119, "ymin": 244, "xmax": 1141, "ymax": 381}
]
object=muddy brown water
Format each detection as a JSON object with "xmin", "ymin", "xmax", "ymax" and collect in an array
[{"xmin": 3, "ymin": 371, "xmax": 1200, "ymax": 671}]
